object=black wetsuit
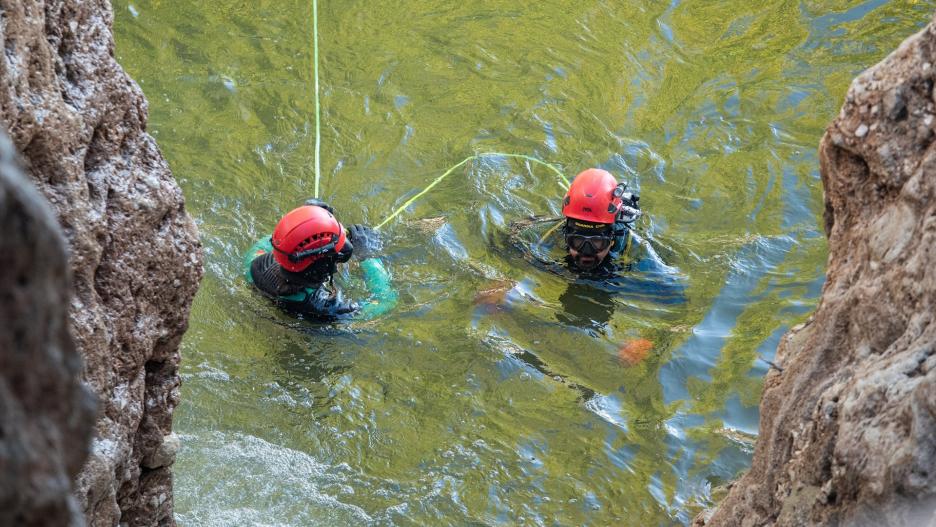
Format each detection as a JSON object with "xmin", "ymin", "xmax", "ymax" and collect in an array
[
  {"xmin": 249, "ymin": 252, "xmax": 357, "ymax": 320},
  {"xmin": 507, "ymin": 217, "xmax": 687, "ymax": 327}
]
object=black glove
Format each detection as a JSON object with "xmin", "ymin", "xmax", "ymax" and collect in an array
[
  {"xmin": 347, "ymin": 224, "xmax": 380, "ymax": 260},
  {"xmin": 303, "ymin": 198, "xmax": 335, "ymax": 214},
  {"xmin": 305, "ymin": 285, "xmax": 357, "ymax": 319}
]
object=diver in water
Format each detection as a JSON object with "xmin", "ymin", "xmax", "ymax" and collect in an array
[
  {"xmin": 503, "ymin": 167, "xmax": 684, "ymax": 332},
  {"xmin": 508, "ymin": 167, "xmax": 649, "ymax": 278},
  {"xmin": 559, "ymin": 168, "xmax": 642, "ymax": 273},
  {"xmin": 244, "ymin": 199, "xmax": 397, "ymax": 321}
]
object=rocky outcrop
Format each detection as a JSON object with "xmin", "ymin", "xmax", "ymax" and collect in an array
[
  {"xmin": 0, "ymin": 1, "xmax": 203, "ymax": 526},
  {"xmin": 701, "ymin": 15, "xmax": 936, "ymax": 527},
  {"xmin": 0, "ymin": 132, "xmax": 96, "ymax": 527}
]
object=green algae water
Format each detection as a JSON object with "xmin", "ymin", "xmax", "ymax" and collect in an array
[{"xmin": 112, "ymin": 2, "xmax": 933, "ymax": 525}]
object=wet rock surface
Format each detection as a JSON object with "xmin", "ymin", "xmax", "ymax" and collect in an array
[
  {"xmin": 0, "ymin": 1, "xmax": 203, "ymax": 526},
  {"xmin": 702, "ymin": 15, "xmax": 936, "ymax": 527},
  {"xmin": 0, "ymin": 132, "xmax": 96, "ymax": 527}
]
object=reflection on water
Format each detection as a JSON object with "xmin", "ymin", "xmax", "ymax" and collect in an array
[{"xmin": 113, "ymin": 1, "xmax": 933, "ymax": 525}]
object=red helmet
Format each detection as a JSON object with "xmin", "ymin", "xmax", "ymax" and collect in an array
[
  {"xmin": 271, "ymin": 205, "xmax": 347, "ymax": 272},
  {"xmin": 562, "ymin": 168, "xmax": 622, "ymax": 225}
]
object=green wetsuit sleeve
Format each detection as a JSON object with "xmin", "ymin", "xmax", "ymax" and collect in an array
[
  {"xmin": 243, "ymin": 237, "xmax": 274, "ymax": 284},
  {"xmin": 357, "ymin": 257, "xmax": 398, "ymax": 320}
]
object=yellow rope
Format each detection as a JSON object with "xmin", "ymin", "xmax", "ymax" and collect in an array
[
  {"xmin": 312, "ymin": 0, "xmax": 322, "ymax": 198},
  {"xmin": 375, "ymin": 152, "xmax": 569, "ymax": 230},
  {"xmin": 538, "ymin": 219, "xmax": 564, "ymax": 244}
]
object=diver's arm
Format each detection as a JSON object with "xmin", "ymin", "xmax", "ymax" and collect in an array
[
  {"xmin": 268, "ymin": 265, "xmax": 391, "ymax": 321},
  {"xmin": 627, "ymin": 231, "xmax": 677, "ymax": 275},
  {"xmin": 613, "ymin": 229, "xmax": 687, "ymax": 305},
  {"xmin": 357, "ymin": 257, "xmax": 398, "ymax": 320},
  {"xmin": 244, "ymin": 238, "xmax": 275, "ymax": 283},
  {"xmin": 347, "ymin": 224, "xmax": 398, "ymax": 320},
  {"xmin": 280, "ymin": 285, "xmax": 358, "ymax": 320}
]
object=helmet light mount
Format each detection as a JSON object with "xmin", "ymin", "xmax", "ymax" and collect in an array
[{"xmin": 272, "ymin": 233, "xmax": 340, "ymax": 263}]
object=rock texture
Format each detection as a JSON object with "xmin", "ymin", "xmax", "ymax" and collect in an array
[
  {"xmin": 0, "ymin": 132, "xmax": 96, "ymax": 527},
  {"xmin": 0, "ymin": 1, "xmax": 203, "ymax": 526},
  {"xmin": 701, "ymin": 15, "xmax": 936, "ymax": 527}
]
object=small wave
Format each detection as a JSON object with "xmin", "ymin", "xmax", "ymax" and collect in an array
[
  {"xmin": 174, "ymin": 431, "xmax": 372, "ymax": 526},
  {"xmin": 584, "ymin": 393, "xmax": 628, "ymax": 433}
]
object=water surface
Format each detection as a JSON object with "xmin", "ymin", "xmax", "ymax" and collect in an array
[{"xmin": 113, "ymin": 2, "xmax": 933, "ymax": 525}]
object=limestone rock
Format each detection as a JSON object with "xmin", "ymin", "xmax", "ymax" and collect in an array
[
  {"xmin": 702, "ymin": 15, "xmax": 936, "ymax": 527},
  {"xmin": 0, "ymin": 1, "xmax": 203, "ymax": 526},
  {"xmin": 0, "ymin": 131, "xmax": 96, "ymax": 527},
  {"xmin": 142, "ymin": 433, "xmax": 181, "ymax": 470}
]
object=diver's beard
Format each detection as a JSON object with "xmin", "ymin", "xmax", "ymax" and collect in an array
[{"xmin": 572, "ymin": 254, "xmax": 601, "ymax": 271}]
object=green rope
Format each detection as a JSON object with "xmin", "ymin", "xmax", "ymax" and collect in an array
[
  {"xmin": 312, "ymin": 0, "xmax": 322, "ymax": 198},
  {"xmin": 375, "ymin": 152, "xmax": 569, "ymax": 230}
]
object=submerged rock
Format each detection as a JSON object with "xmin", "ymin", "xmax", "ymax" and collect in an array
[
  {"xmin": 0, "ymin": 1, "xmax": 203, "ymax": 526},
  {"xmin": 701, "ymin": 14, "xmax": 936, "ymax": 527}
]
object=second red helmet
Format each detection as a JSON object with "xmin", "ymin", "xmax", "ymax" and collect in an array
[
  {"xmin": 562, "ymin": 168, "xmax": 622, "ymax": 225},
  {"xmin": 271, "ymin": 205, "xmax": 346, "ymax": 272}
]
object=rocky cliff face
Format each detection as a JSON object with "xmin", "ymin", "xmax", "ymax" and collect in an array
[
  {"xmin": 0, "ymin": 1, "xmax": 203, "ymax": 526},
  {"xmin": 0, "ymin": 132, "xmax": 96, "ymax": 527},
  {"xmin": 701, "ymin": 15, "xmax": 936, "ymax": 527}
]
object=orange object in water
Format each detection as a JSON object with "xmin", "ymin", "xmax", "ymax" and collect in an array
[
  {"xmin": 618, "ymin": 338, "xmax": 653, "ymax": 366},
  {"xmin": 472, "ymin": 280, "xmax": 514, "ymax": 313}
]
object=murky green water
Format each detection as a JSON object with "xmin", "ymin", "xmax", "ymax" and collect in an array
[{"xmin": 112, "ymin": 2, "xmax": 932, "ymax": 525}]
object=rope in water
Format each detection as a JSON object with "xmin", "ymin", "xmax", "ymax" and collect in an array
[
  {"xmin": 312, "ymin": 0, "xmax": 322, "ymax": 198},
  {"xmin": 375, "ymin": 152, "xmax": 570, "ymax": 230},
  {"xmin": 308, "ymin": 3, "xmax": 569, "ymax": 219}
]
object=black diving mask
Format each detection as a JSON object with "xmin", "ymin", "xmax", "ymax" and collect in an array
[{"xmin": 566, "ymin": 233, "xmax": 613, "ymax": 255}]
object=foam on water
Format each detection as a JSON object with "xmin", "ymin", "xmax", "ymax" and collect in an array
[{"xmin": 174, "ymin": 431, "xmax": 373, "ymax": 526}]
